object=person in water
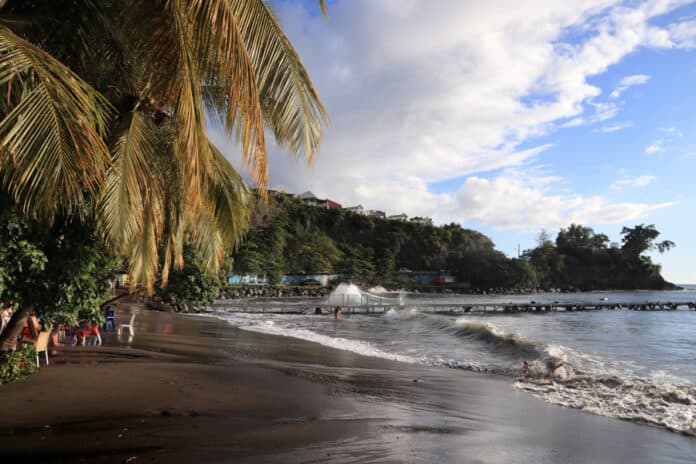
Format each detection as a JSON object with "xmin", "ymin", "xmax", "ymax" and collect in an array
[
  {"xmin": 522, "ymin": 361, "xmax": 532, "ymax": 377},
  {"xmin": 523, "ymin": 360, "xmax": 567, "ymax": 379},
  {"xmin": 333, "ymin": 306, "xmax": 342, "ymax": 321}
]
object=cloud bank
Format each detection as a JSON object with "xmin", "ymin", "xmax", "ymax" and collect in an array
[{"xmin": 212, "ymin": 0, "xmax": 695, "ymax": 230}]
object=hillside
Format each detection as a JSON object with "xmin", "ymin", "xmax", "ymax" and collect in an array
[{"xmin": 230, "ymin": 194, "xmax": 676, "ymax": 291}]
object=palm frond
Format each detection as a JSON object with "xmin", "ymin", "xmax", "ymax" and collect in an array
[
  {"xmin": 179, "ymin": 0, "xmax": 268, "ymax": 191},
  {"xmin": 0, "ymin": 25, "xmax": 111, "ymax": 218},
  {"xmin": 100, "ymin": 110, "xmax": 161, "ymax": 252},
  {"xmin": 318, "ymin": 0, "xmax": 328, "ymax": 18},
  {"xmin": 128, "ymin": 194, "xmax": 163, "ymax": 294},
  {"xmin": 229, "ymin": 0, "xmax": 328, "ymax": 167},
  {"xmin": 186, "ymin": 141, "xmax": 250, "ymax": 275},
  {"xmin": 207, "ymin": 141, "xmax": 251, "ymax": 248}
]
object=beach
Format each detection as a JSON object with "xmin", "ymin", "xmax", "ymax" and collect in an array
[{"xmin": 1, "ymin": 306, "xmax": 695, "ymax": 463}]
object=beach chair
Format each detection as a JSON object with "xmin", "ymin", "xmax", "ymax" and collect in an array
[
  {"xmin": 35, "ymin": 331, "xmax": 50, "ymax": 367},
  {"xmin": 118, "ymin": 314, "xmax": 136, "ymax": 338}
]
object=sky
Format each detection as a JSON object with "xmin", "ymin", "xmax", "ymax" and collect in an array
[{"xmin": 211, "ymin": 0, "xmax": 696, "ymax": 283}]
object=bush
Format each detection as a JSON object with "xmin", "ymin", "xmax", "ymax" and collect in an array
[{"xmin": 0, "ymin": 344, "xmax": 39, "ymax": 384}]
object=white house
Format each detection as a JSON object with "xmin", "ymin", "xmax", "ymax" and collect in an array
[
  {"xmin": 387, "ymin": 213, "xmax": 408, "ymax": 221},
  {"xmin": 296, "ymin": 190, "xmax": 320, "ymax": 206},
  {"xmin": 344, "ymin": 205, "xmax": 365, "ymax": 215},
  {"xmin": 410, "ymin": 216, "xmax": 433, "ymax": 225},
  {"xmin": 366, "ymin": 210, "xmax": 386, "ymax": 218}
]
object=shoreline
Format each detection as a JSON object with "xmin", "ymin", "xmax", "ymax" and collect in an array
[
  {"xmin": 212, "ymin": 284, "xmax": 685, "ymax": 302},
  {"xmin": 1, "ymin": 306, "xmax": 695, "ymax": 463}
]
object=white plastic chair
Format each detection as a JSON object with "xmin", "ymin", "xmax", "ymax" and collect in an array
[{"xmin": 118, "ymin": 313, "xmax": 136, "ymax": 338}]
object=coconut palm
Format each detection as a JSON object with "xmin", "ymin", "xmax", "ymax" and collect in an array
[{"xmin": 0, "ymin": 0, "xmax": 327, "ymax": 293}]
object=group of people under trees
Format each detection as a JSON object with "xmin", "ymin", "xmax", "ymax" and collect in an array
[{"xmin": 0, "ymin": 299, "xmax": 105, "ymax": 354}]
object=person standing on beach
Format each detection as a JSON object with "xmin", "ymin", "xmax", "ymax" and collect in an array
[{"xmin": 0, "ymin": 301, "xmax": 13, "ymax": 333}]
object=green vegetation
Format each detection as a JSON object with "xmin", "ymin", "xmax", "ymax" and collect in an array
[
  {"xmin": 159, "ymin": 244, "xmax": 229, "ymax": 309},
  {"xmin": 0, "ymin": 344, "xmax": 38, "ymax": 384},
  {"xmin": 233, "ymin": 197, "xmax": 675, "ymax": 291},
  {"xmin": 0, "ymin": 200, "xmax": 120, "ymax": 351}
]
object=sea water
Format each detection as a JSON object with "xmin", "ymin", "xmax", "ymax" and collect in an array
[{"xmin": 206, "ymin": 287, "xmax": 696, "ymax": 435}]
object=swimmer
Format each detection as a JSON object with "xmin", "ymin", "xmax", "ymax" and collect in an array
[
  {"xmin": 522, "ymin": 361, "xmax": 532, "ymax": 377},
  {"xmin": 333, "ymin": 306, "xmax": 342, "ymax": 321}
]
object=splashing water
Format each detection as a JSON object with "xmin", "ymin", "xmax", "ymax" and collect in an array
[{"xmin": 326, "ymin": 283, "xmax": 366, "ymax": 306}]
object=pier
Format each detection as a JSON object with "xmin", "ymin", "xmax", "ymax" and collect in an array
[{"xmin": 207, "ymin": 300, "xmax": 696, "ymax": 315}]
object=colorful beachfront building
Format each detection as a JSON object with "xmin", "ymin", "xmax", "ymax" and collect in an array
[
  {"xmin": 227, "ymin": 273, "xmax": 341, "ymax": 286},
  {"xmin": 396, "ymin": 269, "xmax": 457, "ymax": 285},
  {"xmin": 227, "ymin": 273, "xmax": 269, "ymax": 286}
]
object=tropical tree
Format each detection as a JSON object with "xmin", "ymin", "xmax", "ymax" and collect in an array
[
  {"xmin": 0, "ymin": 1, "xmax": 327, "ymax": 344},
  {"xmin": 0, "ymin": 0, "xmax": 327, "ymax": 290},
  {"xmin": 285, "ymin": 229, "xmax": 343, "ymax": 274},
  {"xmin": 556, "ymin": 224, "xmax": 609, "ymax": 255},
  {"xmin": 621, "ymin": 224, "xmax": 675, "ymax": 260}
]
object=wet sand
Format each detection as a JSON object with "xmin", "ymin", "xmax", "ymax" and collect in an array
[{"xmin": 1, "ymin": 306, "xmax": 695, "ymax": 463}]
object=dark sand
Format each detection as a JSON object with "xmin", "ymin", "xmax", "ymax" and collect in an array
[{"xmin": 1, "ymin": 306, "xmax": 695, "ymax": 463}]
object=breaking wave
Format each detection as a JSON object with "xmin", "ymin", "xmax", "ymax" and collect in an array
[
  {"xmin": 209, "ymin": 310, "xmax": 696, "ymax": 436},
  {"xmin": 449, "ymin": 318, "xmax": 695, "ymax": 434}
]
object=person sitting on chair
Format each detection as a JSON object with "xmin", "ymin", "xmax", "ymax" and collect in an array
[{"xmin": 21, "ymin": 309, "xmax": 42, "ymax": 340}]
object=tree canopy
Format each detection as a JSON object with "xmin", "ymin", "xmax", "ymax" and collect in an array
[
  {"xmin": 232, "ymin": 197, "xmax": 676, "ymax": 292},
  {"xmin": 0, "ymin": 0, "xmax": 327, "ymax": 293}
]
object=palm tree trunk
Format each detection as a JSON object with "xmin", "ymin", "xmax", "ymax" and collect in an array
[{"xmin": 0, "ymin": 305, "xmax": 31, "ymax": 352}]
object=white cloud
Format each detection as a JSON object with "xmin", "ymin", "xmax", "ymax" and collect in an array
[
  {"xmin": 609, "ymin": 175, "xmax": 656, "ymax": 190},
  {"xmin": 213, "ymin": 0, "xmax": 690, "ymax": 231},
  {"xmin": 443, "ymin": 174, "xmax": 672, "ymax": 230},
  {"xmin": 643, "ymin": 126, "xmax": 682, "ymax": 154},
  {"xmin": 659, "ymin": 126, "xmax": 683, "ymax": 136},
  {"xmin": 609, "ymin": 74, "xmax": 651, "ymax": 99},
  {"xmin": 645, "ymin": 143, "xmax": 664, "ymax": 154},
  {"xmin": 668, "ymin": 18, "xmax": 696, "ymax": 48},
  {"xmin": 598, "ymin": 120, "xmax": 634, "ymax": 132}
]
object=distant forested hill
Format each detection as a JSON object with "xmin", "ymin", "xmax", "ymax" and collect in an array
[{"xmin": 230, "ymin": 194, "xmax": 676, "ymax": 291}]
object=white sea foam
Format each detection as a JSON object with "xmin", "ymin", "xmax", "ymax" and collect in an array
[
  {"xmin": 515, "ymin": 375, "xmax": 696, "ymax": 435},
  {"xmin": 218, "ymin": 313, "xmax": 421, "ymax": 365}
]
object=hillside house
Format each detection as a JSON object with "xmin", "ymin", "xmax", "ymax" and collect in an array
[
  {"xmin": 317, "ymin": 198, "xmax": 342, "ymax": 209},
  {"xmin": 410, "ymin": 216, "xmax": 433, "ymax": 225},
  {"xmin": 366, "ymin": 210, "xmax": 386, "ymax": 218},
  {"xmin": 296, "ymin": 190, "xmax": 320, "ymax": 206},
  {"xmin": 296, "ymin": 191, "xmax": 341, "ymax": 209},
  {"xmin": 345, "ymin": 205, "xmax": 365, "ymax": 215}
]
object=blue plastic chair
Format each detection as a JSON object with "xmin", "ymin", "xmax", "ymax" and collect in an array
[{"xmin": 104, "ymin": 309, "xmax": 116, "ymax": 331}]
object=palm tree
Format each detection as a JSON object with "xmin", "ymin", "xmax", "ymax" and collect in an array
[{"xmin": 0, "ymin": 0, "xmax": 327, "ymax": 348}]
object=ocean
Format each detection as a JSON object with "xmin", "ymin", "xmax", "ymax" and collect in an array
[{"xmin": 205, "ymin": 286, "xmax": 696, "ymax": 435}]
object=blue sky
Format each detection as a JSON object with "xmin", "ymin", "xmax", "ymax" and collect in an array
[{"xmin": 213, "ymin": 0, "xmax": 696, "ymax": 283}]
